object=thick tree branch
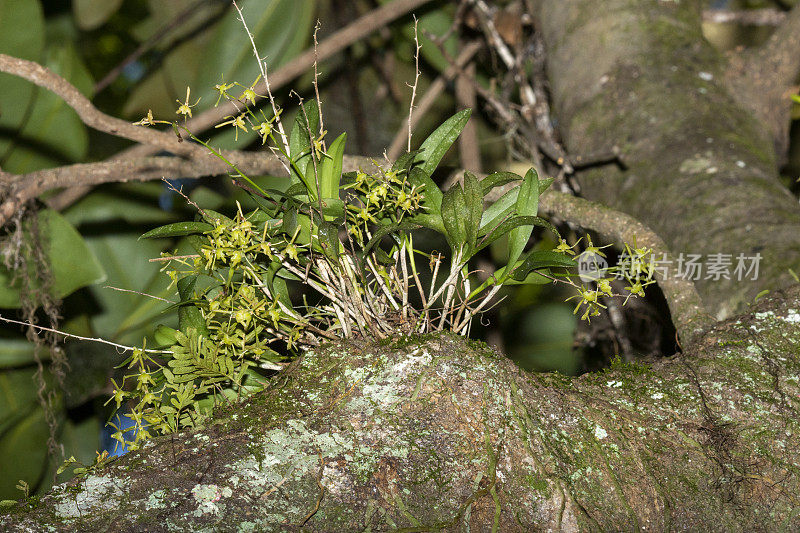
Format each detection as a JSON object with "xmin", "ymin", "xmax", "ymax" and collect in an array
[
  {"xmin": 534, "ymin": 0, "xmax": 800, "ymax": 317},
  {"xmin": 0, "ymin": 153, "xmax": 377, "ymax": 226}
]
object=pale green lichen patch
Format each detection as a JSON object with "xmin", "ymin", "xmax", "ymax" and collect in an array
[{"xmin": 53, "ymin": 475, "xmax": 124, "ymax": 519}]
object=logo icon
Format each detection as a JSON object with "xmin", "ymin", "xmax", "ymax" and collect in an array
[{"xmin": 577, "ymin": 251, "xmax": 608, "ymax": 282}]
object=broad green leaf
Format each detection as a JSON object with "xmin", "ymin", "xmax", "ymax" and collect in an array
[
  {"xmin": 140, "ymin": 222, "xmax": 213, "ymax": 240},
  {"xmin": 407, "ymin": 167, "xmax": 445, "ymax": 233},
  {"xmin": 414, "ymin": 109, "xmax": 471, "ymax": 180},
  {"xmin": 507, "ymin": 168, "xmax": 540, "ymax": 269},
  {"xmin": 72, "ymin": 0, "xmax": 123, "ymax": 30},
  {"xmin": 441, "ymin": 186, "xmax": 466, "ymax": 252},
  {"xmin": 0, "ymin": 0, "xmax": 44, "ymax": 166},
  {"xmin": 0, "ymin": 210, "xmax": 106, "ymax": 308},
  {"xmin": 289, "ymin": 99, "xmax": 320, "ymax": 186},
  {"xmin": 440, "ymin": 173, "xmax": 483, "ymax": 256},
  {"xmin": 0, "ymin": 339, "xmax": 39, "ymax": 369},
  {"xmin": 315, "ymin": 222, "xmax": 340, "ymax": 263},
  {"xmin": 391, "ymin": 149, "xmax": 423, "ymax": 174},
  {"xmin": 1, "ymin": 43, "xmax": 92, "ymax": 173},
  {"xmin": 0, "ymin": 368, "xmax": 42, "ymax": 424},
  {"xmin": 0, "ymin": 404, "xmax": 50, "ymax": 500},
  {"xmin": 201, "ymin": 209, "xmax": 234, "ymax": 226},
  {"xmin": 461, "ymin": 172, "xmax": 483, "ymax": 253},
  {"xmin": 126, "ymin": 0, "xmax": 314, "ymax": 149},
  {"xmin": 480, "ymin": 177, "xmax": 555, "ymax": 231}
]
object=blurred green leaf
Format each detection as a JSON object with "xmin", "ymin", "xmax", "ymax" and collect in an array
[
  {"xmin": 0, "ymin": 210, "xmax": 106, "ymax": 308},
  {"xmin": 126, "ymin": 0, "xmax": 315, "ymax": 149},
  {"xmin": 0, "ymin": 0, "xmax": 45, "ymax": 165},
  {"xmin": 1, "ymin": 43, "xmax": 92, "ymax": 173},
  {"xmin": 0, "ymin": 339, "xmax": 42, "ymax": 369},
  {"xmin": 72, "ymin": 0, "xmax": 123, "ymax": 30},
  {"xmin": 0, "ymin": 404, "xmax": 50, "ymax": 500}
]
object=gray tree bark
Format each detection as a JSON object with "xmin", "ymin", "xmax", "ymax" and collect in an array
[{"xmin": 3, "ymin": 1, "xmax": 800, "ymax": 531}]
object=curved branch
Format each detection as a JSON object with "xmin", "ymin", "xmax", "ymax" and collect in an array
[{"xmin": 0, "ymin": 54, "xmax": 206, "ymax": 160}]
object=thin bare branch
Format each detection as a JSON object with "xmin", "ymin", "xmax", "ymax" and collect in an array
[
  {"xmin": 0, "ymin": 314, "xmax": 171, "ymax": 354},
  {"xmin": 387, "ymin": 40, "xmax": 482, "ymax": 159}
]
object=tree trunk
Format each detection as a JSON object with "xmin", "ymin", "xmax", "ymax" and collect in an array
[
  {"xmin": 533, "ymin": 0, "xmax": 800, "ymax": 318},
  {"xmin": 3, "ymin": 1, "xmax": 800, "ymax": 530}
]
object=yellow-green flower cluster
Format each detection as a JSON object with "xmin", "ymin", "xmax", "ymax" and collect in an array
[{"xmin": 345, "ymin": 167, "xmax": 425, "ymax": 242}]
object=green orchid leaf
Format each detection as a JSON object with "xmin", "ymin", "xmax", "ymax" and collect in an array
[
  {"xmin": 316, "ymin": 221, "xmax": 341, "ymax": 263},
  {"xmin": 289, "ymin": 99, "xmax": 320, "ymax": 185},
  {"xmin": 441, "ymin": 184, "xmax": 466, "ymax": 253},
  {"xmin": 414, "ymin": 109, "xmax": 471, "ymax": 179},
  {"xmin": 507, "ymin": 168, "xmax": 541, "ymax": 269},
  {"xmin": 511, "ymin": 250, "xmax": 577, "ymax": 281},
  {"xmin": 391, "ymin": 149, "xmax": 423, "ymax": 174},
  {"xmin": 481, "ymin": 171, "xmax": 521, "ymax": 196},
  {"xmin": 319, "ymin": 132, "xmax": 346, "ymax": 201},
  {"xmin": 140, "ymin": 222, "xmax": 213, "ymax": 240},
  {"xmin": 462, "ymin": 172, "xmax": 483, "ymax": 253},
  {"xmin": 200, "ymin": 209, "xmax": 234, "ymax": 227},
  {"xmin": 475, "ymin": 215, "xmax": 559, "ymax": 254}
]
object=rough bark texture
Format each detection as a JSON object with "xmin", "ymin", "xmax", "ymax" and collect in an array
[
  {"xmin": 534, "ymin": 0, "xmax": 800, "ymax": 318},
  {"xmin": 2, "ymin": 287, "xmax": 800, "ymax": 531}
]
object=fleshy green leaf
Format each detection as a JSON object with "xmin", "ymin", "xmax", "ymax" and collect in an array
[
  {"xmin": 315, "ymin": 221, "xmax": 340, "ymax": 263},
  {"xmin": 507, "ymin": 168, "xmax": 541, "ymax": 269},
  {"xmin": 319, "ymin": 132, "xmax": 346, "ymax": 201},
  {"xmin": 289, "ymin": 99, "xmax": 320, "ymax": 186},
  {"xmin": 511, "ymin": 250, "xmax": 577, "ymax": 281},
  {"xmin": 414, "ymin": 109, "xmax": 471, "ymax": 180},
  {"xmin": 140, "ymin": 222, "xmax": 213, "ymax": 240},
  {"xmin": 475, "ymin": 215, "xmax": 559, "ymax": 254},
  {"xmin": 407, "ymin": 167, "xmax": 445, "ymax": 232},
  {"xmin": 480, "ymin": 171, "xmax": 521, "ymax": 196},
  {"xmin": 0, "ymin": 0, "xmax": 45, "ymax": 166}
]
